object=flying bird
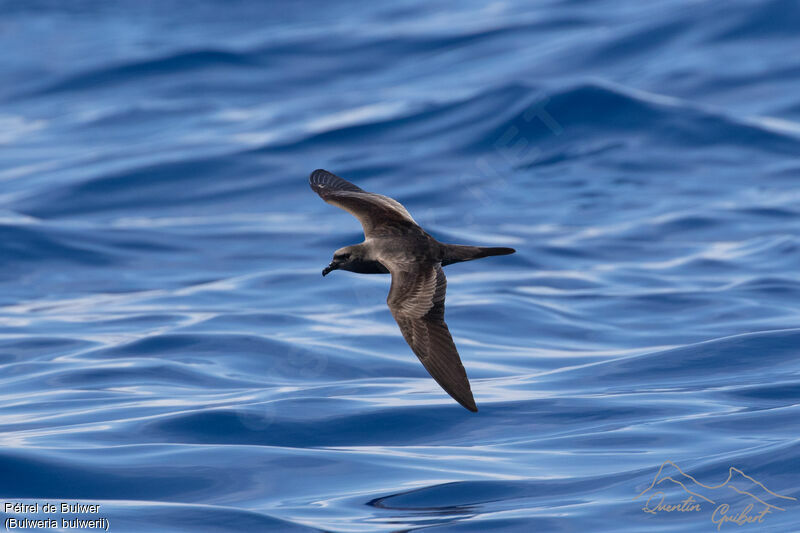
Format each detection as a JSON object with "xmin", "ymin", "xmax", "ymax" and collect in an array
[{"xmin": 310, "ymin": 169, "xmax": 515, "ymax": 412}]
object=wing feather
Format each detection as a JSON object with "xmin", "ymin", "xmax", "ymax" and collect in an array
[
  {"xmin": 309, "ymin": 169, "xmax": 418, "ymax": 237},
  {"xmin": 387, "ymin": 263, "xmax": 477, "ymax": 412}
]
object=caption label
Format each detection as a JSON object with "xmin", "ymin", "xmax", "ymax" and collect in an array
[{"xmin": 3, "ymin": 502, "xmax": 109, "ymax": 531}]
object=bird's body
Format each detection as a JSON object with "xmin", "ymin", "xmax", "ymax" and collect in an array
[{"xmin": 310, "ymin": 169, "xmax": 515, "ymax": 412}]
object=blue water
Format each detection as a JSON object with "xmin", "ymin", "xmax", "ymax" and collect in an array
[{"xmin": 1, "ymin": 1, "xmax": 799, "ymax": 531}]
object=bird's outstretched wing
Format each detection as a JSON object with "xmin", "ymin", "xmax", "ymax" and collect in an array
[
  {"xmin": 386, "ymin": 262, "xmax": 477, "ymax": 412},
  {"xmin": 309, "ymin": 169, "xmax": 418, "ymax": 237}
]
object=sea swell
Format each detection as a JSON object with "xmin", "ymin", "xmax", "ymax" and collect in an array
[{"xmin": 1, "ymin": 1, "xmax": 799, "ymax": 531}]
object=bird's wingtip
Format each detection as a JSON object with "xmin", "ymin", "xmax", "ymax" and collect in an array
[
  {"xmin": 309, "ymin": 169, "xmax": 329, "ymax": 184},
  {"xmin": 308, "ymin": 169, "xmax": 364, "ymax": 193},
  {"xmin": 309, "ymin": 169, "xmax": 335, "ymax": 193},
  {"xmin": 459, "ymin": 396, "xmax": 478, "ymax": 412}
]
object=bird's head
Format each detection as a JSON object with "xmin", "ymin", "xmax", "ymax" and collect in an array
[{"xmin": 322, "ymin": 245, "xmax": 362, "ymax": 276}]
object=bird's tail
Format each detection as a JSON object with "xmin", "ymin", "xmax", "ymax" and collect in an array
[{"xmin": 441, "ymin": 245, "xmax": 516, "ymax": 266}]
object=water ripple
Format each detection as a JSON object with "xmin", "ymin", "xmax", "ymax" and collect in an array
[{"xmin": 2, "ymin": 1, "xmax": 799, "ymax": 531}]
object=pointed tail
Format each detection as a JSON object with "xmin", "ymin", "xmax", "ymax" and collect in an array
[{"xmin": 442, "ymin": 245, "xmax": 516, "ymax": 266}]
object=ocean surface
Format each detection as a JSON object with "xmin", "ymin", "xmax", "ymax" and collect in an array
[{"xmin": 1, "ymin": 1, "xmax": 799, "ymax": 531}]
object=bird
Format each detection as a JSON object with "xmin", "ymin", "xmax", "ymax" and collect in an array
[{"xmin": 310, "ymin": 169, "xmax": 515, "ymax": 412}]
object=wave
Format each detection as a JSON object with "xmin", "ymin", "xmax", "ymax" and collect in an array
[
  {"xmin": 0, "ymin": 450, "xmax": 320, "ymax": 531},
  {"xmin": 12, "ymin": 77, "xmax": 800, "ymax": 221},
  {"xmin": 29, "ymin": 49, "xmax": 258, "ymax": 97},
  {"xmin": 256, "ymin": 80, "xmax": 800, "ymax": 161},
  {"xmin": 15, "ymin": 151, "xmax": 268, "ymax": 219},
  {"xmin": 555, "ymin": 328, "xmax": 800, "ymax": 391},
  {"xmin": 707, "ymin": 0, "xmax": 800, "ymax": 41},
  {"xmin": 3, "ymin": 2, "xmax": 800, "ymax": 531},
  {"xmin": 0, "ymin": 223, "xmax": 116, "ymax": 267}
]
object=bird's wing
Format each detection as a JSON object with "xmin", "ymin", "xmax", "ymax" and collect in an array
[
  {"xmin": 309, "ymin": 169, "xmax": 418, "ymax": 237},
  {"xmin": 385, "ymin": 262, "xmax": 477, "ymax": 412}
]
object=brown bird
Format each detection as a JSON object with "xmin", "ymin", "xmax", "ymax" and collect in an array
[{"xmin": 310, "ymin": 169, "xmax": 515, "ymax": 411}]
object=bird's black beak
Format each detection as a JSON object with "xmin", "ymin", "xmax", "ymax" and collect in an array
[{"xmin": 322, "ymin": 261, "xmax": 338, "ymax": 276}]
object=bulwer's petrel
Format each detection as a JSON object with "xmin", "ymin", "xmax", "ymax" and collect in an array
[{"xmin": 310, "ymin": 169, "xmax": 515, "ymax": 412}]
